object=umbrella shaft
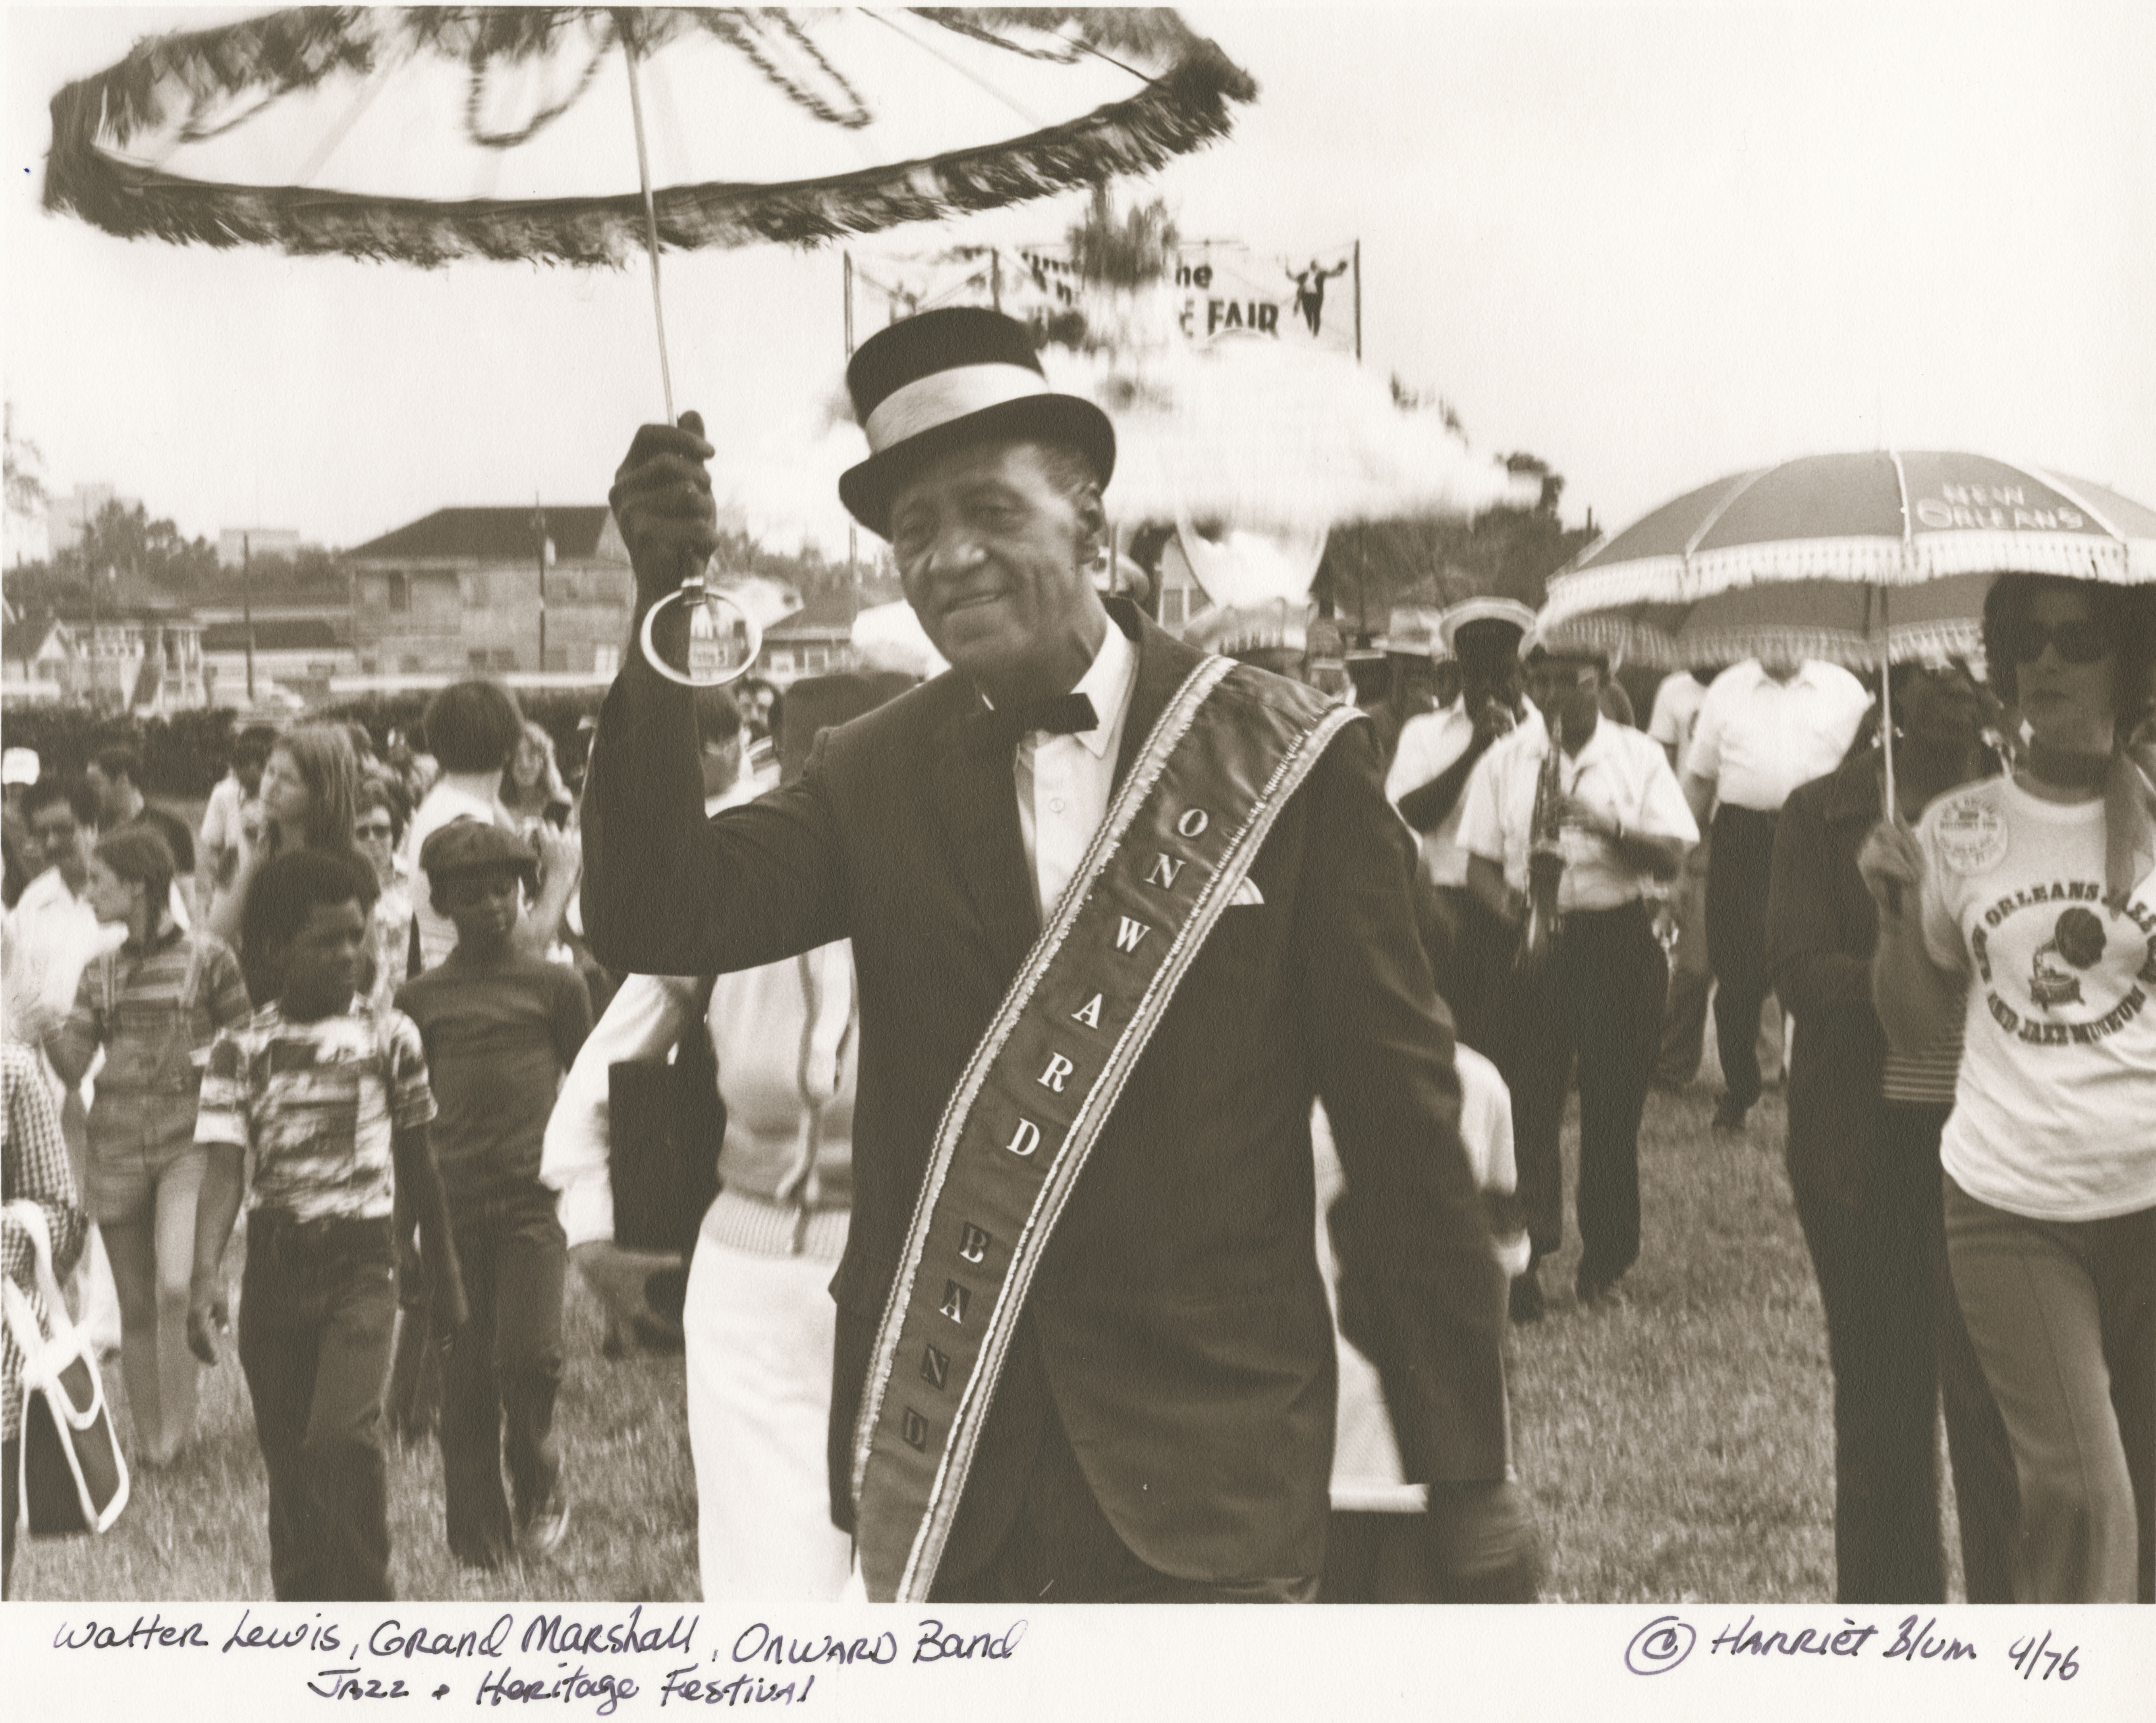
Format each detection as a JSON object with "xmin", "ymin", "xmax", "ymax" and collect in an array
[
  {"xmin": 622, "ymin": 22, "xmax": 675, "ymax": 422},
  {"xmin": 1879, "ymin": 582, "xmax": 1896, "ymax": 820}
]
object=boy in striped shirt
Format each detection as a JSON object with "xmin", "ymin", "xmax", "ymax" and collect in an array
[{"xmin": 189, "ymin": 850, "xmax": 465, "ymax": 1601}]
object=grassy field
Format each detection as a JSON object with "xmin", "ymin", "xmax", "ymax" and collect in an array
[{"xmin": 13, "ymin": 1080, "xmax": 1949, "ymax": 1605}]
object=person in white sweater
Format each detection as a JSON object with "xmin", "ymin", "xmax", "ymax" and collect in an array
[{"xmin": 541, "ymin": 675, "xmax": 901, "ymax": 1601}]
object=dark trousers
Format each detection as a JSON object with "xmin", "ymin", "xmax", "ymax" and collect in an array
[
  {"xmin": 238, "ymin": 1212, "xmax": 398, "ymax": 1601},
  {"xmin": 1793, "ymin": 1104, "xmax": 2019, "ymax": 1603},
  {"xmin": 1443, "ymin": 890, "xmax": 1521, "ymax": 1065},
  {"xmin": 931, "ymin": 1392, "xmax": 1317, "ymax": 1604},
  {"xmin": 439, "ymin": 1183, "xmax": 566, "ymax": 1567},
  {"xmin": 1507, "ymin": 901, "xmax": 1666, "ymax": 1286},
  {"xmin": 3, "ymin": 1436, "xmax": 16, "ymax": 1598},
  {"xmin": 1706, "ymin": 805, "xmax": 1779, "ymax": 1113},
  {"xmin": 1320, "ymin": 1511, "xmax": 1460, "ymax": 1603}
]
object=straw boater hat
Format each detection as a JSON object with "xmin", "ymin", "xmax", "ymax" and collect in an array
[
  {"xmin": 840, "ymin": 306, "xmax": 1117, "ymax": 539},
  {"xmin": 1374, "ymin": 605, "xmax": 1448, "ymax": 660},
  {"xmin": 1438, "ymin": 596, "xmax": 1538, "ymax": 656}
]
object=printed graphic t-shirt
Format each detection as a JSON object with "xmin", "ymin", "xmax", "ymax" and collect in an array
[
  {"xmin": 195, "ymin": 999, "xmax": 435, "ymax": 1222},
  {"xmin": 1919, "ymin": 777, "xmax": 2156, "ymax": 1221}
]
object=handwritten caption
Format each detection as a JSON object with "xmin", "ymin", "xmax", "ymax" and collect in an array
[
  {"xmin": 51, "ymin": 1607, "xmax": 1027, "ymax": 1711},
  {"xmin": 1623, "ymin": 1613, "xmax": 2082, "ymax": 1682}
]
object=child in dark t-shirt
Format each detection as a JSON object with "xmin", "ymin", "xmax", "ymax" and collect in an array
[{"xmin": 396, "ymin": 820, "xmax": 590, "ymax": 1567}]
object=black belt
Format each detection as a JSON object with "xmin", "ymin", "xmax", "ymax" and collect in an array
[{"xmin": 247, "ymin": 1210, "xmax": 393, "ymax": 1247}]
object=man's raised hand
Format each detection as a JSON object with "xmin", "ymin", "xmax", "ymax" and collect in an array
[{"xmin": 608, "ymin": 410, "xmax": 722, "ymax": 611}]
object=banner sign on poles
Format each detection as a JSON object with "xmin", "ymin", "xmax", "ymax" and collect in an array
[{"xmin": 846, "ymin": 239, "xmax": 1360, "ymax": 357}]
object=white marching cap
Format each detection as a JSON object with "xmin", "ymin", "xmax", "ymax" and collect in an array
[{"xmin": 1439, "ymin": 596, "xmax": 1539, "ymax": 655}]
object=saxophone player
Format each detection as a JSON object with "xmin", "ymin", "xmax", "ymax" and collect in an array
[{"xmin": 1458, "ymin": 639, "xmax": 1697, "ymax": 1321}]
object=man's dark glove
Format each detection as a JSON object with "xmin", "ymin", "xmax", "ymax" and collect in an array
[
  {"xmin": 1423, "ymin": 1479, "xmax": 1546, "ymax": 1602},
  {"xmin": 607, "ymin": 410, "xmax": 722, "ymax": 612}
]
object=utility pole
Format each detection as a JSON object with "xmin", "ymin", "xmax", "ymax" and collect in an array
[
  {"xmin": 1352, "ymin": 239, "xmax": 1363, "ymax": 365},
  {"xmin": 241, "ymin": 532, "xmax": 257, "ymax": 703}
]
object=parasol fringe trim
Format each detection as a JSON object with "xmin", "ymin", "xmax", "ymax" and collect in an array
[
  {"xmin": 1545, "ymin": 531, "xmax": 2141, "ymax": 618},
  {"xmin": 44, "ymin": 23, "xmax": 1257, "ymax": 269},
  {"xmin": 1536, "ymin": 615, "xmax": 1989, "ymax": 674}
]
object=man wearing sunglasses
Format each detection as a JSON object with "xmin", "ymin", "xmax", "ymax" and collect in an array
[{"xmin": 1681, "ymin": 652, "xmax": 1872, "ymax": 1135}]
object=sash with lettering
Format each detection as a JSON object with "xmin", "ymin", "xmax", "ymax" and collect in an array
[{"xmin": 851, "ymin": 656, "xmax": 1361, "ymax": 1601}]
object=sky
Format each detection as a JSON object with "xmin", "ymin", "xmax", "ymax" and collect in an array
[{"xmin": 4, "ymin": 2, "xmax": 2153, "ymax": 563}]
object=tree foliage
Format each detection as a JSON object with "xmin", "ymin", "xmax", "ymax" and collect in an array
[
  {"xmin": 1065, "ymin": 183, "xmax": 1179, "ymax": 288},
  {"xmin": 4, "ymin": 402, "xmax": 45, "ymax": 521},
  {"xmin": 1316, "ymin": 450, "xmax": 1595, "ymax": 639},
  {"xmin": 66, "ymin": 499, "xmax": 222, "ymax": 591},
  {"xmin": 710, "ymin": 528, "xmax": 902, "ymax": 611}
]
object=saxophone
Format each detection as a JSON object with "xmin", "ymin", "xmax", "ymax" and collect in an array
[{"xmin": 1515, "ymin": 737, "xmax": 1565, "ymax": 979}]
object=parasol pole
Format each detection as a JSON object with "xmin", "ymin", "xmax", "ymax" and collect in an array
[
  {"xmin": 1877, "ymin": 579, "xmax": 1908, "ymax": 917},
  {"xmin": 621, "ymin": 17, "xmax": 676, "ymax": 422},
  {"xmin": 1882, "ymin": 448, "xmax": 1918, "ymax": 827},
  {"xmin": 1879, "ymin": 580, "xmax": 1896, "ymax": 822}
]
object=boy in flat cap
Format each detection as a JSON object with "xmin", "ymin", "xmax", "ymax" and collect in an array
[{"xmin": 397, "ymin": 819, "xmax": 591, "ymax": 1567}]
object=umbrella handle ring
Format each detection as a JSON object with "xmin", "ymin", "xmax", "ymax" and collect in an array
[{"xmin": 639, "ymin": 577, "xmax": 763, "ymax": 688}]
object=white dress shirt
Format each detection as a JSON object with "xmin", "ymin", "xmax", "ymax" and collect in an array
[
  {"xmin": 1386, "ymin": 698, "xmax": 1544, "ymax": 888},
  {"xmin": 1457, "ymin": 717, "xmax": 1699, "ymax": 912},
  {"xmin": 1683, "ymin": 659, "xmax": 1871, "ymax": 813},
  {"xmin": 1011, "ymin": 619, "xmax": 1139, "ymax": 922}
]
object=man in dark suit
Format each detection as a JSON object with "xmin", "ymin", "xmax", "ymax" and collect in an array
[{"xmin": 583, "ymin": 307, "xmax": 1538, "ymax": 1603}]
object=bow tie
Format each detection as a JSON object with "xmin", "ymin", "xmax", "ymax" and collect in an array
[{"xmin": 982, "ymin": 692, "xmax": 1098, "ymax": 737}]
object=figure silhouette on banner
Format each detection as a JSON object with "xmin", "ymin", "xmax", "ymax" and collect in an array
[{"xmin": 1288, "ymin": 257, "xmax": 1350, "ymax": 336}]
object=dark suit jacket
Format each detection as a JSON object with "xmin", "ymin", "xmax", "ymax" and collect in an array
[{"xmin": 582, "ymin": 600, "xmax": 1507, "ymax": 1584}]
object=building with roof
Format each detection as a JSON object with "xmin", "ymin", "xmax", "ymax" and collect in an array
[
  {"xmin": 198, "ymin": 617, "xmax": 352, "ymax": 709},
  {"xmin": 346, "ymin": 505, "xmax": 629, "ymax": 678},
  {"xmin": 759, "ymin": 586, "xmax": 860, "ymax": 683},
  {"xmin": 0, "ymin": 606, "xmax": 207, "ymax": 714}
]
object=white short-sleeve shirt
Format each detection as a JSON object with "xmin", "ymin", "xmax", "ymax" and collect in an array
[
  {"xmin": 1684, "ymin": 660, "xmax": 1872, "ymax": 812},
  {"xmin": 1384, "ymin": 699, "xmax": 1543, "ymax": 888},
  {"xmin": 1457, "ymin": 717, "xmax": 1698, "ymax": 911},
  {"xmin": 1917, "ymin": 776, "xmax": 2156, "ymax": 1221},
  {"xmin": 404, "ymin": 781, "xmax": 505, "ymax": 972},
  {"xmin": 1646, "ymin": 672, "xmax": 1706, "ymax": 762}
]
